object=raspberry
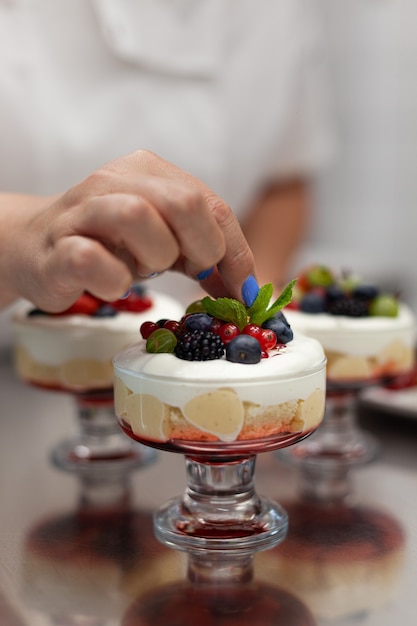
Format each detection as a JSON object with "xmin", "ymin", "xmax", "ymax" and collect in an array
[{"xmin": 174, "ymin": 330, "xmax": 225, "ymax": 361}]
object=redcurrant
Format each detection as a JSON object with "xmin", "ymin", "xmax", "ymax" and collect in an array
[
  {"xmin": 140, "ymin": 321, "xmax": 159, "ymax": 339},
  {"xmin": 259, "ymin": 328, "xmax": 277, "ymax": 351},
  {"xmin": 218, "ymin": 323, "xmax": 240, "ymax": 344},
  {"xmin": 242, "ymin": 324, "xmax": 262, "ymax": 339},
  {"xmin": 163, "ymin": 320, "xmax": 181, "ymax": 336}
]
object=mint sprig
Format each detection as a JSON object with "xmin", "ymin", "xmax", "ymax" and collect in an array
[
  {"xmin": 201, "ymin": 279, "xmax": 297, "ymax": 329},
  {"xmin": 249, "ymin": 279, "xmax": 297, "ymax": 326},
  {"xmin": 202, "ymin": 296, "xmax": 248, "ymax": 330}
]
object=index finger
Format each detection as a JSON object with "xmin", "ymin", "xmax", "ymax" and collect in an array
[{"xmin": 201, "ymin": 194, "xmax": 259, "ymax": 305}]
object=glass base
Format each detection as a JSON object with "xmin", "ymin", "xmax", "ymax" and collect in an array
[{"xmin": 154, "ymin": 456, "xmax": 288, "ymax": 554}]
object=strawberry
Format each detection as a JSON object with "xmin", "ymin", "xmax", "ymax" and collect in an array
[{"xmin": 55, "ymin": 293, "xmax": 101, "ymax": 316}]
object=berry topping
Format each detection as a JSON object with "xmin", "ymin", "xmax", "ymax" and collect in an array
[
  {"xmin": 226, "ymin": 335, "xmax": 262, "ymax": 364},
  {"xmin": 327, "ymin": 296, "xmax": 369, "ymax": 317},
  {"xmin": 146, "ymin": 328, "xmax": 177, "ymax": 353},
  {"xmin": 369, "ymin": 294, "xmax": 399, "ymax": 317},
  {"xmin": 262, "ymin": 315, "xmax": 294, "ymax": 344},
  {"xmin": 299, "ymin": 291, "xmax": 326, "ymax": 314},
  {"xmin": 174, "ymin": 330, "xmax": 225, "ymax": 361},
  {"xmin": 92, "ymin": 304, "xmax": 118, "ymax": 317},
  {"xmin": 217, "ymin": 323, "xmax": 240, "ymax": 344},
  {"xmin": 293, "ymin": 265, "xmax": 400, "ymax": 318},
  {"xmin": 57, "ymin": 293, "xmax": 101, "ymax": 316},
  {"xmin": 183, "ymin": 313, "xmax": 213, "ymax": 332},
  {"xmin": 140, "ymin": 321, "xmax": 159, "ymax": 339},
  {"xmin": 140, "ymin": 281, "xmax": 296, "ymax": 362}
]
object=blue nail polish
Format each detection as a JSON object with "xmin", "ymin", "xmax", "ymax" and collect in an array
[
  {"xmin": 196, "ymin": 267, "xmax": 214, "ymax": 281},
  {"xmin": 120, "ymin": 289, "xmax": 131, "ymax": 300},
  {"xmin": 242, "ymin": 275, "xmax": 259, "ymax": 307}
]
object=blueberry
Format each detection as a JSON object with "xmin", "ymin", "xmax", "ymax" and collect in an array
[
  {"xmin": 299, "ymin": 292, "xmax": 326, "ymax": 314},
  {"xmin": 156, "ymin": 318, "xmax": 170, "ymax": 328},
  {"xmin": 93, "ymin": 304, "xmax": 118, "ymax": 317},
  {"xmin": 131, "ymin": 283, "xmax": 146, "ymax": 297},
  {"xmin": 326, "ymin": 285, "xmax": 345, "ymax": 302},
  {"xmin": 184, "ymin": 313, "xmax": 213, "ymax": 332},
  {"xmin": 352, "ymin": 284, "xmax": 379, "ymax": 300},
  {"xmin": 226, "ymin": 334, "xmax": 262, "ymax": 364},
  {"xmin": 262, "ymin": 317, "xmax": 293, "ymax": 344}
]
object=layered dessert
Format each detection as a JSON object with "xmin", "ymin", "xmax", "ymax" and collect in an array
[
  {"xmin": 285, "ymin": 265, "xmax": 416, "ymax": 384},
  {"xmin": 113, "ymin": 282, "xmax": 326, "ymax": 454},
  {"xmin": 257, "ymin": 501, "xmax": 406, "ymax": 620},
  {"xmin": 13, "ymin": 286, "xmax": 184, "ymax": 392}
]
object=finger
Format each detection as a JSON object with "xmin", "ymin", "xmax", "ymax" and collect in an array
[
  {"xmin": 44, "ymin": 235, "xmax": 133, "ymax": 309},
  {"xmin": 127, "ymin": 177, "xmax": 226, "ymax": 278},
  {"xmin": 73, "ymin": 193, "xmax": 181, "ymax": 277},
  {"xmin": 204, "ymin": 196, "xmax": 259, "ymax": 304}
]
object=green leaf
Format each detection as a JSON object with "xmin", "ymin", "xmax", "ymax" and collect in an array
[
  {"xmin": 202, "ymin": 296, "xmax": 248, "ymax": 330},
  {"xmin": 250, "ymin": 279, "xmax": 297, "ymax": 326},
  {"xmin": 247, "ymin": 283, "xmax": 274, "ymax": 319}
]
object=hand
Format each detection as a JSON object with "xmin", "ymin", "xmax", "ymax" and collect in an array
[{"xmin": 5, "ymin": 150, "xmax": 258, "ymax": 312}]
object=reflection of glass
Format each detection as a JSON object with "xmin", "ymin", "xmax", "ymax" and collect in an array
[
  {"xmin": 258, "ymin": 451, "xmax": 406, "ymax": 622},
  {"xmin": 113, "ymin": 343, "xmax": 326, "ymax": 554},
  {"xmin": 21, "ymin": 480, "xmax": 181, "ymax": 626},
  {"xmin": 122, "ymin": 551, "xmax": 317, "ymax": 626},
  {"xmin": 256, "ymin": 500, "xmax": 406, "ymax": 622}
]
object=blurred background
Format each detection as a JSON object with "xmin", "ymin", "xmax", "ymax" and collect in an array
[
  {"xmin": 293, "ymin": 0, "xmax": 417, "ymax": 310},
  {"xmin": 1, "ymin": 0, "xmax": 417, "ymax": 343}
]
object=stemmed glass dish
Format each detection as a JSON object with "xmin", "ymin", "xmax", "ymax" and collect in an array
[
  {"xmin": 113, "ymin": 338, "xmax": 326, "ymax": 554},
  {"xmin": 284, "ymin": 265, "xmax": 417, "ymax": 468},
  {"xmin": 11, "ymin": 289, "xmax": 187, "ymax": 478}
]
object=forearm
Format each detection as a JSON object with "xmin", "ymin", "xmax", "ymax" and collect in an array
[
  {"xmin": 0, "ymin": 193, "xmax": 60, "ymax": 308},
  {"xmin": 241, "ymin": 179, "xmax": 311, "ymax": 293}
]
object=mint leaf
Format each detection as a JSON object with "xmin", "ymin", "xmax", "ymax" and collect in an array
[
  {"xmin": 250, "ymin": 279, "xmax": 297, "ymax": 326},
  {"xmin": 247, "ymin": 283, "xmax": 273, "ymax": 320},
  {"xmin": 202, "ymin": 296, "xmax": 248, "ymax": 330}
]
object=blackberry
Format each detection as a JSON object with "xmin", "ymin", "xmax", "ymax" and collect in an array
[
  {"xmin": 174, "ymin": 329, "xmax": 225, "ymax": 361},
  {"xmin": 327, "ymin": 296, "xmax": 369, "ymax": 317}
]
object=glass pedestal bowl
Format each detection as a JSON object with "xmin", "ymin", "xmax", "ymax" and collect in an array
[
  {"xmin": 12, "ymin": 317, "xmax": 157, "ymax": 482},
  {"xmin": 113, "ymin": 341, "xmax": 326, "ymax": 555}
]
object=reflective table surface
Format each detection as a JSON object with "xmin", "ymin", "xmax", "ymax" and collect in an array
[{"xmin": 1, "ymin": 348, "xmax": 416, "ymax": 625}]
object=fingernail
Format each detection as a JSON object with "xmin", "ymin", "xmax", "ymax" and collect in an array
[
  {"xmin": 120, "ymin": 289, "xmax": 131, "ymax": 299},
  {"xmin": 242, "ymin": 275, "xmax": 259, "ymax": 307},
  {"xmin": 196, "ymin": 267, "xmax": 214, "ymax": 281}
]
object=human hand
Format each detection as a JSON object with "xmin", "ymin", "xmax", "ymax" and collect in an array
[{"xmin": 5, "ymin": 150, "xmax": 259, "ymax": 312}]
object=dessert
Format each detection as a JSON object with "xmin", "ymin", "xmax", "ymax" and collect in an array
[
  {"xmin": 256, "ymin": 501, "xmax": 406, "ymax": 619},
  {"xmin": 284, "ymin": 265, "xmax": 416, "ymax": 384},
  {"xmin": 13, "ymin": 285, "xmax": 184, "ymax": 392},
  {"xmin": 113, "ymin": 282, "xmax": 326, "ymax": 453}
]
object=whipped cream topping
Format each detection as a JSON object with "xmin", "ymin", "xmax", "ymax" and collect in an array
[
  {"xmin": 284, "ymin": 304, "xmax": 416, "ymax": 357},
  {"xmin": 12, "ymin": 291, "xmax": 184, "ymax": 364},
  {"xmin": 113, "ymin": 332, "xmax": 326, "ymax": 408}
]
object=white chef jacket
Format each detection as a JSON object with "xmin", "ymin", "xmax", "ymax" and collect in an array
[{"xmin": 0, "ymin": 0, "xmax": 335, "ymax": 338}]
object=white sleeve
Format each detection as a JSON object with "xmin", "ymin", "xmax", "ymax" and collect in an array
[{"xmin": 267, "ymin": 0, "xmax": 338, "ymax": 180}]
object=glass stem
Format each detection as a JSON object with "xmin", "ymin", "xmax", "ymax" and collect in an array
[{"xmin": 182, "ymin": 456, "xmax": 261, "ymax": 524}]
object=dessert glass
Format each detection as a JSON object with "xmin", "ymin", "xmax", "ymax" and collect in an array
[
  {"xmin": 113, "ymin": 344, "xmax": 326, "ymax": 555},
  {"xmin": 12, "ymin": 324, "xmax": 156, "ymax": 482}
]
